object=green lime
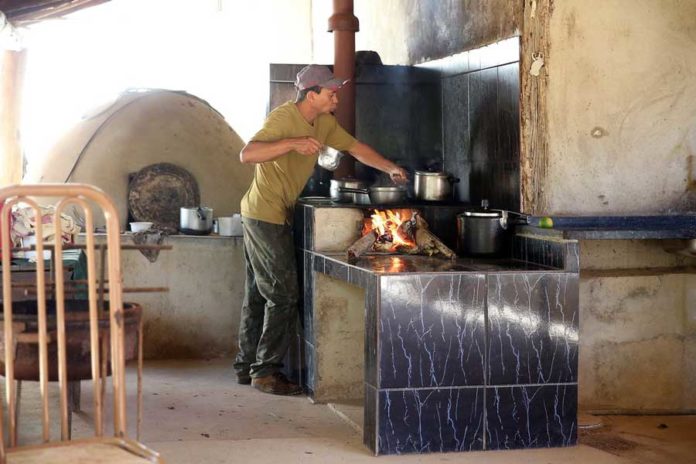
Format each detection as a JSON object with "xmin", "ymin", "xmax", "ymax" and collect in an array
[{"xmin": 539, "ymin": 217, "xmax": 554, "ymax": 229}]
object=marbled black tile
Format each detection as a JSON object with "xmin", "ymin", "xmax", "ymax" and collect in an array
[
  {"xmin": 312, "ymin": 254, "xmax": 325, "ymax": 274},
  {"xmin": 469, "ymin": 67, "xmax": 499, "ymax": 206},
  {"xmin": 364, "ymin": 383, "xmax": 378, "ymax": 454},
  {"xmin": 304, "ymin": 206, "xmax": 314, "ymax": 250},
  {"xmin": 302, "ymin": 251, "xmax": 315, "ymax": 344},
  {"xmin": 379, "ymin": 274, "xmax": 486, "ymax": 388},
  {"xmin": 365, "ymin": 276, "xmax": 379, "ymax": 387},
  {"xmin": 485, "ymin": 384, "xmax": 577, "ymax": 450},
  {"xmin": 324, "ymin": 257, "xmax": 349, "ymax": 281},
  {"xmin": 487, "ymin": 273, "xmax": 579, "ymax": 385},
  {"xmin": 303, "ymin": 340, "xmax": 316, "ymax": 394},
  {"xmin": 564, "ymin": 242, "xmax": 580, "ymax": 272},
  {"xmin": 378, "ymin": 387, "xmax": 484, "ymax": 455},
  {"xmin": 443, "ymin": 73, "xmax": 470, "ymax": 203},
  {"xmin": 497, "ymin": 63, "xmax": 520, "ymax": 165}
]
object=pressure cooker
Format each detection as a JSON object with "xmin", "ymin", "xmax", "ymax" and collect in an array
[{"xmin": 456, "ymin": 200, "xmax": 528, "ymax": 256}]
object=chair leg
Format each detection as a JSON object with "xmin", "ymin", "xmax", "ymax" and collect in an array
[{"xmin": 14, "ymin": 380, "xmax": 22, "ymax": 445}]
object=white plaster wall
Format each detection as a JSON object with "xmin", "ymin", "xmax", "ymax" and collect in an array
[{"xmin": 546, "ymin": 0, "xmax": 696, "ymax": 214}]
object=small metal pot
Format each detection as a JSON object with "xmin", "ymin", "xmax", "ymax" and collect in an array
[
  {"xmin": 414, "ymin": 171, "xmax": 460, "ymax": 202},
  {"xmin": 180, "ymin": 206, "xmax": 213, "ymax": 235},
  {"xmin": 330, "ymin": 178, "xmax": 368, "ymax": 203},
  {"xmin": 338, "ymin": 186, "xmax": 408, "ymax": 205}
]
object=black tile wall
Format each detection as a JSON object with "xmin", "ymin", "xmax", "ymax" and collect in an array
[
  {"xmin": 378, "ymin": 274, "xmax": 487, "ymax": 388},
  {"xmin": 485, "ymin": 384, "xmax": 578, "ymax": 450},
  {"xmin": 364, "ymin": 384, "xmax": 378, "ymax": 454},
  {"xmin": 365, "ymin": 276, "xmax": 379, "ymax": 388},
  {"xmin": 487, "ymin": 273, "xmax": 579, "ymax": 385},
  {"xmin": 512, "ymin": 235, "xmax": 579, "ymax": 272},
  {"xmin": 439, "ymin": 38, "xmax": 521, "ymax": 212},
  {"xmin": 378, "ymin": 387, "xmax": 485, "ymax": 455}
]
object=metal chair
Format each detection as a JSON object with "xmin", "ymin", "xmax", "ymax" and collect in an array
[{"xmin": 0, "ymin": 184, "xmax": 161, "ymax": 463}]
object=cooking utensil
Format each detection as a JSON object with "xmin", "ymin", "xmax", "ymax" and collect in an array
[
  {"xmin": 318, "ymin": 146, "xmax": 344, "ymax": 171},
  {"xmin": 456, "ymin": 200, "xmax": 528, "ymax": 256},
  {"xmin": 180, "ymin": 206, "xmax": 213, "ymax": 235},
  {"xmin": 338, "ymin": 186, "xmax": 408, "ymax": 205},
  {"xmin": 330, "ymin": 178, "xmax": 368, "ymax": 203},
  {"xmin": 414, "ymin": 171, "xmax": 460, "ymax": 202}
]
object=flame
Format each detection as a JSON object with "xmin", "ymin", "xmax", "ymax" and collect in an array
[{"xmin": 363, "ymin": 208, "xmax": 416, "ymax": 251}]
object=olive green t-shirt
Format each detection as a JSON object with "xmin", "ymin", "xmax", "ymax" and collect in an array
[{"xmin": 240, "ymin": 101, "xmax": 357, "ymax": 225}]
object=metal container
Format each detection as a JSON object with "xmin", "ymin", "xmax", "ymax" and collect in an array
[
  {"xmin": 216, "ymin": 215, "xmax": 243, "ymax": 236},
  {"xmin": 330, "ymin": 178, "xmax": 368, "ymax": 203},
  {"xmin": 180, "ymin": 206, "xmax": 213, "ymax": 235},
  {"xmin": 339, "ymin": 186, "xmax": 408, "ymax": 205},
  {"xmin": 318, "ymin": 146, "xmax": 344, "ymax": 171},
  {"xmin": 414, "ymin": 171, "xmax": 459, "ymax": 201},
  {"xmin": 456, "ymin": 201, "xmax": 529, "ymax": 255},
  {"xmin": 456, "ymin": 200, "xmax": 508, "ymax": 256}
]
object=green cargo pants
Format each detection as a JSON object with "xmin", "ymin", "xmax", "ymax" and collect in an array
[{"xmin": 233, "ymin": 217, "xmax": 298, "ymax": 379}]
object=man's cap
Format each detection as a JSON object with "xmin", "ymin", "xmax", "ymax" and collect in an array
[{"xmin": 295, "ymin": 65, "xmax": 349, "ymax": 91}]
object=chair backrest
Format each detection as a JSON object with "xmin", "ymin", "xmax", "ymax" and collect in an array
[{"xmin": 0, "ymin": 184, "xmax": 128, "ymax": 458}]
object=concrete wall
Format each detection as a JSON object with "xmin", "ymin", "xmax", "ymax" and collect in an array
[
  {"xmin": 310, "ymin": 0, "xmax": 522, "ymax": 65},
  {"xmin": 546, "ymin": 0, "xmax": 696, "ymax": 214},
  {"xmin": 83, "ymin": 234, "xmax": 245, "ymax": 359},
  {"xmin": 578, "ymin": 240, "xmax": 696, "ymax": 411}
]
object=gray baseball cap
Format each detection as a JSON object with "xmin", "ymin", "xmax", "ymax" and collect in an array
[{"xmin": 295, "ymin": 65, "xmax": 349, "ymax": 91}]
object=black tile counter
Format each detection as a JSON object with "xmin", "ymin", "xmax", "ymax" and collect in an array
[
  {"xmin": 520, "ymin": 215, "xmax": 696, "ymax": 240},
  {"xmin": 293, "ymin": 203, "xmax": 580, "ymax": 456}
]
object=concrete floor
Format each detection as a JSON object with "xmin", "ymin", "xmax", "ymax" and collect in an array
[{"xmin": 9, "ymin": 359, "xmax": 696, "ymax": 463}]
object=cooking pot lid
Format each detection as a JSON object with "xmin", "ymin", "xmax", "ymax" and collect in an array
[{"xmin": 415, "ymin": 170, "xmax": 448, "ymax": 177}]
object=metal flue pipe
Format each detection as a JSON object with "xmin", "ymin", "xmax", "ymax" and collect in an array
[{"xmin": 329, "ymin": 0, "xmax": 359, "ymax": 178}]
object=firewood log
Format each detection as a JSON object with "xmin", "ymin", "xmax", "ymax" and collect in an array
[
  {"xmin": 347, "ymin": 230, "xmax": 377, "ymax": 262},
  {"xmin": 415, "ymin": 228, "xmax": 457, "ymax": 260}
]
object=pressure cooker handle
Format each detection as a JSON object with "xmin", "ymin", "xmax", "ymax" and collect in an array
[
  {"xmin": 196, "ymin": 207, "xmax": 207, "ymax": 221},
  {"xmin": 338, "ymin": 187, "xmax": 369, "ymax": 194}
]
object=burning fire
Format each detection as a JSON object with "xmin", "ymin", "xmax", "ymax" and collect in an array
[{"xmin": 363, "ymin": 209, "xmax": 416, "ymax": 251}]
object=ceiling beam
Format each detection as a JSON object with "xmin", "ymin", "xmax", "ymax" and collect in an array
[{"xmin": 0, "ymin": 0, "xmax": 109, "ymax": 24}]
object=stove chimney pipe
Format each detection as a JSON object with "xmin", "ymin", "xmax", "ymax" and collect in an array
[{"xmin": 328, "ymin": 0, "xmax": 359, "ymax": 178}]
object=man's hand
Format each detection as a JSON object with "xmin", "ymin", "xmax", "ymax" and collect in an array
[
  {"xmin": 289, "ymin": 136, "xmax": 322, "ymax": 156},
  {"xmin": 388, "ymin": 166, "xmax": 409, "ymax": 185}
]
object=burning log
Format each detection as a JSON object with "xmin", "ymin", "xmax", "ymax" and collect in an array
[
  {"xmin": 346, "ymin": 210, "xmax": 456, "ymax": 261},
  {"xmin": 347, "ymin": 230, "xmax": 377, "ymax": 262}
]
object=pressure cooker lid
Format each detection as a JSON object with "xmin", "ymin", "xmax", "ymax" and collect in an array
[{"xmin": 460, "ymin": 199, "xmax": 503, "ymax": 218}]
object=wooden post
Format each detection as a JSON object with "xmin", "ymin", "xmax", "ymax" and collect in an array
[
  {"xmin": 0, "ymin": 48, "xmax": 26, "ymax": 187},
  {"xmin": 520, "ymin": 0, "xmax": 552, "ymax": 214}
]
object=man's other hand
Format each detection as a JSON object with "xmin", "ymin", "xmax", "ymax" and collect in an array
[{"xmin": 290, "ymin": 136, "xmax": 322, "ymax": 156}]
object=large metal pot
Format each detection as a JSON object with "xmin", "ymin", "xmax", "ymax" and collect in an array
[
  {"xmin": 180, "ymin": 206, "xmax": 213, "ymax": 235},
  {"xmin": 338, "ymin": 186, "xmax": 408, "ymax": 205},
  {"xmin": 330, "ymin": 178, "xmax": 368, "ymax": 203},
  {"xmin": 456, "ymin": 200, "xmax": 527, "ymax": 256},
  {"xmin": 414, "ymin": 171, "xmax": 460, "ymax": 201}
]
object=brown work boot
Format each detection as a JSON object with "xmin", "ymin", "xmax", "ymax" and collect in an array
[{"xmin": 251, "ymin": 372, "xmax": 303, "ymax": 396}]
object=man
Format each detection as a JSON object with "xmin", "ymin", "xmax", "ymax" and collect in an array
[{"xmin": 235, "ymin": 64, "xmax": 407, "ymax": 395}]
